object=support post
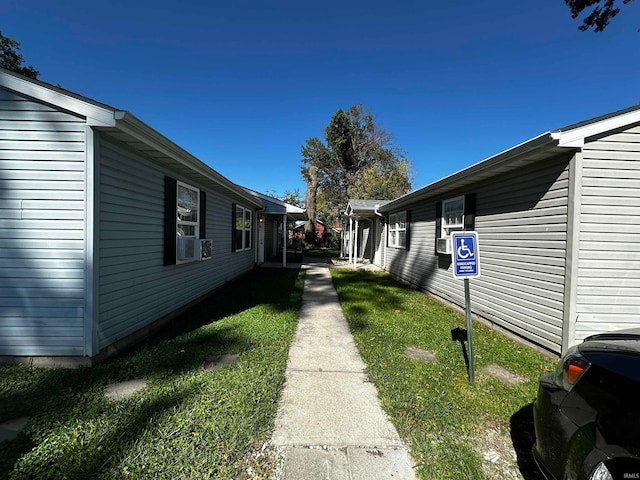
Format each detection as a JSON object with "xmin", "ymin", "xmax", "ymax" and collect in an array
[
  {"xmin": 282, "ymin": 214, "xmax": 287, "ymax": 267},
  {"xmin": 353, "ymin": 216, "xmax": 359, "ymax": 268},
  {"xmin": 348, "ymin": 217, "xmax": 353, "ymax": 264},
  {"xmin": 464, "ymin": 278, "xmax": 475, "ymax": 385}
]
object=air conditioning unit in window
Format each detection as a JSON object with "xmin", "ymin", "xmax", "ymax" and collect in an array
[
  {"xmin": 200, "ymin": 239, "xmax": 212, "ymax": 260},
  {"xmin": 178, "ymin": 237, "xmax": 198, "ymax": 261},
  {"xmin": 436, "ymin": 237, "xmax": 452, "ymax": 255}
]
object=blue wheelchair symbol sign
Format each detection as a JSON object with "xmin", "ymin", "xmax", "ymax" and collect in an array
[{"xmin": 452, "ymin": 232, "xmax": 480, "ymax": 278}]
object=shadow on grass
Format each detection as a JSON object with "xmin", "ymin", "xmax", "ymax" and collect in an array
[
  {"xmin": 331, "ymin": 270, "xmax": 405, "ymax": 330},
  {"xmin": 303, "ymin": 248, "xmax": 340, "ymax": 259},
  {"xmin": 31, "ymin": 382, "xmax": 201, "ymax": 480},
  {"xmin": 0, "ymin": 267, "xmax": 302, "ymax": 480},
  {"xmin": 510, "ymin": 403, "xmax": 545, "ymax": 480}
]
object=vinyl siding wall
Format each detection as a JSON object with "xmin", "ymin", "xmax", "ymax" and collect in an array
[
  {"xmin": 574, "ymin": 125, "xmax": 640, "ymax": 341},
  {"xmin": 385, "ymin": 156, "xmax": 570, "ymax": 353},
  {"xmin": 97, "ymin": 136, "xmax": 255, "ymax": 351},
  {"xmin": 0, "ymin": 88, "xmax": 87, "ymax": 356}
]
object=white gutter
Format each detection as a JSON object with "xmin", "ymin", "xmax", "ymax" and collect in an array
[{"xmin": 552, "ymin": 107, "xmax": 640, "ymax": 148}]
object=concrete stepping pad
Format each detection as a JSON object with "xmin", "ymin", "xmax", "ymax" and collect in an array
[
  {"xmin": 104, "ymin": 379, "xmax": 148, "ymax": 401},
  {"xmin": 403, "ymin": 346, "xmax": 437, "ymax": 363},
  {"xmin": 0, "ymin": 417, "xmax": 29, "ymax": 442},
  {"xmin": 481, "ymin": 364, "xmax": 527, "ymax": 386},
  {"xmin": 203, "ymin": 353, "xmax": 239, "ymax": 371}
]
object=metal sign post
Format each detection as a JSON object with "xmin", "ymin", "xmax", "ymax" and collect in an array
[
  {"xmin": 463, "ymin": 278, "xmax": 474, "ymax": 384},
  {"xmin": 451, "ymin": 231, "xmax": 481, "ymax": 385}
]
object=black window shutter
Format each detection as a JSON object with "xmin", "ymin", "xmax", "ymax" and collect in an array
[
  {"xmin": 199, "ymin": 191, "xmax": 207, "ymax": 239},
  {"xmin": 164, "ymin": 176, "xmax": 177, "ymax": 266},
  {"xmin": 464, "ymin": 193, "xmax": 476, "ymax": 231},
  {"xmin": 231, "ymin": 203, "xmax": 237, "ymax": 252},
  {"xmin": 405, "ymin": 210, "xmax": 411, "ymax": 250},
  {"xmin": 435, "ymin": 201, "xmax": 442, "ymax": 254}
]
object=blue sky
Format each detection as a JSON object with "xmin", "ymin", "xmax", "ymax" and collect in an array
[{"xmin": 4, "ymin": 0, "xmax": 640, "ymax": 198}]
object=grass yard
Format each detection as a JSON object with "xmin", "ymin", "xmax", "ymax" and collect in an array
[
  {"xmin": 331, "ymin": 268, "xmax": 557, "ymax": 480},
  {"xmin": 0, "ymin": 268, "xmax": 304, "ymax": 480}
]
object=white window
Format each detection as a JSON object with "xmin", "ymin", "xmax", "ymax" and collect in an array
[
  {"xmin": 441, "ymin": 196, "xmax": 464, "ymax": 238},
  {"xmin": 235, "ymin": 205, "xmax": 252, "ymax": 251},
  {"xmin": 176, "ymin": 182, "xmax": 200, "ymax": 262},
  {"xmin": 388, "ymin": 211, "xmax": 407, "ymax": 248}
]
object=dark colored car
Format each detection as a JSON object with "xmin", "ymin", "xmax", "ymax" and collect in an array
[{"xmin": 533, "ymin": 328, "xmax": 640, "ymax": 480}]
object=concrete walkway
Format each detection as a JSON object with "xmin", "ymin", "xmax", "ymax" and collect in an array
[{"xmin": 271, "ymin": 265, "xmax": 417, "ymax": 480}]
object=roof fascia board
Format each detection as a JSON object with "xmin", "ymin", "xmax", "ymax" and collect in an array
[
  {"xmin": 552, "ymin": 108, "xmax": 640, "ymax": 148},
  {"xmin": 0, "ymin": 69, "xmax": 116, "ymax": 127},
  {"xmin": 345, "ymin": 202, "xmax": 355, "ymax": 216},
  {"xmin": 116, "ymin": 113, "xmax": 262, "ymax": 208},
  {"xmin": 380, "ymin": 132, "xmax": 557, "ymax": 212},
  {"xmin": 243, "ymin": 188, "xmax": 306, "ymax": 214},
  {"xmin": 285, "ymin": 205, "xmax": 306, "ymax": 214}
]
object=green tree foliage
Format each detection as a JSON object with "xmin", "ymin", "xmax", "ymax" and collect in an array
[
  {"xmin": 301, "ymin": 104, "xmax": 413, "ymax": 227},
  {"xmin": 565, "ymin": 0, "xmax": 634, "ymax": 31},
  {"xmin": 0, "ymin": 31, "xmax": 39, "ymax": 78},
  {"xmin": 263, "ymin": 188, "xmax": 305, "ymax": 208},
  {"xmin": 280, "ymin": 188, "xmax": 305, "ymax": 208}
]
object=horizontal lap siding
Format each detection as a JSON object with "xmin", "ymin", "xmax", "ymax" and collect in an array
[
  {"xmin": 576, "ymin": 126, "xmax": 640, "ymax": 341},
  {"xmin": 264, "ymin": 217, "xmax": 277, "ymax": 260},
  {"xmin": 0, "ymin": 88, "xmax": 87, "ymax": 356},
  {"xmin": 386, "ymin": 157, "xmax": 569, "ymax": 353},
  {"xmin": 97, "ymin": 138, "xmax": 254, "ymax": 349}
]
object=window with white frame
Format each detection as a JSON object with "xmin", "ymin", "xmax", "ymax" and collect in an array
[
  {"xmin": 388, "ymin": 211, "xmax": 407, "ymax": 248},
  {"xmin": 177, "ymin": 182, "xmax": 199, "ymax": 237},
  {"xmin": 235, "ymin": 205, "xmax": 252, "ymax": 251},
  {"xmin": 176, "ymin": 182, "xmax": 201, "ymax": 262},
  {"xmin": 441, "ymin": 196, "xmax": 464, "ymax": 238}
]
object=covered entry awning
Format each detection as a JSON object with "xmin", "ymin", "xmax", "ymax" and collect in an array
[
  {"xmin": 343, "ymin": 199, "xmax": 390, "ymax": 268},
  {"xmin": 244, "ymin": 189, "xmax": 307, "ymax": 267}
]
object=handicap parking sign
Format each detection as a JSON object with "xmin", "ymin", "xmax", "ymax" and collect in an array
[{"xmin": 451, "ymin": 231, "xmax": 480, "ymax": 279}]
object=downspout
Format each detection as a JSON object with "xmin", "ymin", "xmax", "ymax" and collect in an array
[
  {"xmin": 255, "ymin": 207, "xmax": 265, "ymax": 266},
  {"xmin": 84, "ymin": 126, "xmax": 99, "ymax": 358},
  {"xmin": 374, "ymin": 204, "xmax": 384, "ymax": 269},
  {"xmin": 562, "ymin": 151, "xmax": 582, "ymax": 354}
]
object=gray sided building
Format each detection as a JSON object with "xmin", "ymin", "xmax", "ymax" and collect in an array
[
  {"xmin": 349, "ymin": 105, "xmax": 640, "ymax": 355},
  {"xmin": 0, "ymin": 68, "xmax": 265, "ymax": 364}
]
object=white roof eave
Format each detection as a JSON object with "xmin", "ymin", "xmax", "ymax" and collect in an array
[
  {"xmin": 0, "ymin": 68, "xmax": 117, "ymax": 127},
  {"xmin": 552, "ymin": 107, "xmax": 640, "ymax": 148}
]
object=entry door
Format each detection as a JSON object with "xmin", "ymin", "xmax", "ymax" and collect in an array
[{"xmin": 273, "ymin": 220, "xmax": 279, "ymax": 256}]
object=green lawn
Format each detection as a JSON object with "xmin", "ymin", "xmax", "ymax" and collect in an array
[
  {"xmin": 0, "ymin": 268, "xmax": 304, "ymax": 480},
  {"xmin": 331, "ymin": 268, "xmax": 556, "ymax": 479},
  {"xmin": 1, "ymin": 264, "xmax": 556, "ymax": 480}
]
